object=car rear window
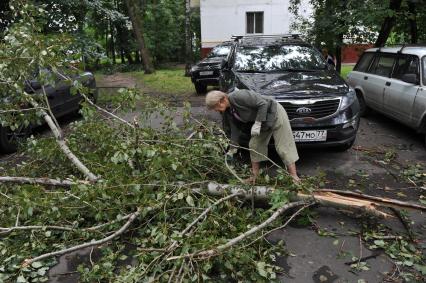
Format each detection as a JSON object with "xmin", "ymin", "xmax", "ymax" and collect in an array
[
  {"xmin": 354, "ymin": 52, "xmax": 374, "ymax": 72},
  {"xmin": 392, "ymin": 55, "xmax": 419, "ymax": 82},
  {"xmin": 369, "ymin": 54, "xmax": 396, "ymax": 77},
  {"xmin": 208, "ymin": 45, "xmax": 231, "ymax": 58},
  {"xmin": 234, "ymin": 45, "xmax": 326, "ymax": 72}
]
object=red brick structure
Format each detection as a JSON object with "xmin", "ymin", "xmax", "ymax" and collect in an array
[
  {"xmin": 341, "ymin": 44, "xmax": 374, "ymax": 64},
  {"xmin": 201, "ymin": 47, "xmax": 213, "ymax": 58}
]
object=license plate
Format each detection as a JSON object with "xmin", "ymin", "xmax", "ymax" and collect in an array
[
  {"xmin": 293, "ymin": 130, "xmax": 327, "ymax": 142},
  {"xmin": 199, "ymin": 71, "xmax": 214, "ymax": 76}
]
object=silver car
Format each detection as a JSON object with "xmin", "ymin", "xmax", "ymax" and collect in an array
[{"xmin": 347, "ymin": 46, "xmax": 426, "ymax": 145}]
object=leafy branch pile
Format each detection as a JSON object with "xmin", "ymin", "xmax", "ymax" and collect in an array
[
  {"xmin": 1, "ymin": 2, "xmax": 425, "ymax": 282},
  {"xmin": 0, "ymin": 92, "xmax": 302, "ymax": 282}
]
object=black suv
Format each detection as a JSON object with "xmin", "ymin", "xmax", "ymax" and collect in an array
[
  {"xmin": 190, "ymin": 41, "xmax": 232, "ymax": 94},
  {"xmin": 219, "ymin": 35, "xmax": 360, "ymax": 150}
]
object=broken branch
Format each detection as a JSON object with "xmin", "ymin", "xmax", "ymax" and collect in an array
[
  {"xmin": 0, "ymin": 176, "xmax": 86, "ymax": 187},
  {"xmin": 22, "ymin": 208, "xmax": 141, "ymax": 267},
  {"xmin": 167, "ymin": 200, "xmax": 309, "ymax": 261}
]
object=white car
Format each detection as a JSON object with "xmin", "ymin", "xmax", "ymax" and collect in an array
[{"xmin": 347, "ymin": 46, "xmax": 426, "ymax": 145}]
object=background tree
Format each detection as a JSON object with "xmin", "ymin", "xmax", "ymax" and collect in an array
[
  {"xmin": 184, "ymin": 0, "xmax": 192, "ymax": 76},
  {"xmin": 290, "ymin": 0, "xmax": 426, "ymax": 72},
  {"xmin": 124, "ymin": 0, "xmax": 154, "ymax": 73}
]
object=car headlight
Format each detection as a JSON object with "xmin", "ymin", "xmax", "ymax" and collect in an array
[
  {"xmin": 340, "ymin": 89, "xmax": 356, "ymax": 111},
  {"xmin": 190, "ymin": 66, "xmax": 197, "ymax": 73}
]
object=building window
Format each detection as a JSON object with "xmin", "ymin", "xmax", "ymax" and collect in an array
[{"xmin": 246, "ymin": 12, "xmax": 264, "ymax": 34}]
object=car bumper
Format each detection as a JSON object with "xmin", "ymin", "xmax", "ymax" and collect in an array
[
  {"xmin": 290, "ymin": 105, "xmax": 360, "ymax": 147},
  {"xmin": 191, "ymin": 76, "xmax": 220, "ymax": 85}
]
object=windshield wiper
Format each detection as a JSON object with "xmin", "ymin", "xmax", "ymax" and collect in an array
[
  {"xmin": 236, "ymin": 70, "xmax": 266, "ymax": 73},
  {"xmin": 275, "ymin": 68, "xmax": 319, "ymax": 72}
]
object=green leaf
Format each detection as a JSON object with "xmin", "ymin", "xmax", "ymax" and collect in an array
[
  {"xmin": 414, "ymin": 264, "xmax": 426, "ymax": 275},
  {"xmin": 186, "ymin": 195, "xmax": 195, "ymax": 207},
  {"xmin": 373, "ymin": 240, "xmax": 385, "ymax": 247},
  {"xmin": 403, "ymin": 260, "xmax": 413, "ymax": 267},
  {"xmin": 31, "ymin": 261, "xmax": 43, "ymax": 269},
  {"xmin": 256, "ymin": 261, "xmax": 268, "ymax": 278},
  {"xmin": 17, "ymin": 275, "xmax": 27, "ymax": 283}
]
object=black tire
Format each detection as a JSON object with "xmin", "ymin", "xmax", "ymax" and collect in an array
[
  {"xmin": 194, "ymin": 83, "xmax": 207, "ymax": 95},
  {"xmin": 424, "ymin": 134, "xmax": 426, "ymax": 149},
  {"xmin": 356, "ymin": 92, "xmax": 370, "ymax": 117},
  {"xmin": 0, "ymin": 126, "xmax": 30, "ymax": 153}
]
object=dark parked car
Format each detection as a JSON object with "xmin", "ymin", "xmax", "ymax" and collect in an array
[
  {"xmin": 219, "ymin": 35, "xmax": 360, "ymax": 150},
  {"xmin": 190, "ymin": 41, "xmax": 232, "ymax": 94},
  {"xmin": 0, "ymin": 70, "xmax": 97, "ymax": 153}
]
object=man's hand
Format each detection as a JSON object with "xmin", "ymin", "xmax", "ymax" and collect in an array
[{"xmin": 251, "ymin": 121, "xmax": 262, "ymax": 137}]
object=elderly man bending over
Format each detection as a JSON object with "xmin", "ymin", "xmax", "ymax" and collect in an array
[{"xmin": 205, "ymin": 89, "xmax": 300, "ymax": 183}]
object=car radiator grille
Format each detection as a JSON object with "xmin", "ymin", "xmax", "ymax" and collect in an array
[{"xmin": 280, "ymin": 99, "xmax": 340, "ymax": 120}]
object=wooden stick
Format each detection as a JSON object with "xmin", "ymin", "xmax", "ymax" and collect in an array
[
  {"xmin": 25, "ymin": 91, "xmax": 99, "ymax": 182},
  {"xmin": 22, "ymin": 208, "xmax": 141, "ymax": 267},
  {"xmin": 0, "ymin": 176, "xmax": 85, "ymax": 187},
  {"xmin": 316, "ymin": 189, "xmax": 426, "ymax": 211},
  {"xmin": 80, "ymin": 92, "xmax": 135, "ymax": 129}
]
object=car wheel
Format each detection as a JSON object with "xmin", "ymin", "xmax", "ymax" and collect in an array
[
  {"xmin": 195, "ymin": 83, "xmax": 207, "ymax": 95},
  {"xmin": 356, "ymin": 92, "xmax": 370, "ymax": 117},
  {"xmin": 0, "ymin": 126, "xmax": 30, "ymax": 153}
]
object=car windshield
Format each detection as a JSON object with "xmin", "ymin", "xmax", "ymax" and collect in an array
[
  {"xmin": 208, "ymin": 45, "xmax": 231, "ymax": 58},
  {"xmin": 234, "ymin": 45, "xmax": 327, "ymax": 72}
]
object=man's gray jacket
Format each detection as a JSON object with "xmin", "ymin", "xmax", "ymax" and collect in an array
[{"xmin": 223, "ymin": 89, "xmax": 277, "ymax": 145}]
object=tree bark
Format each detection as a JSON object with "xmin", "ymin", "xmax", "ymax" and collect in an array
[
  {"xmin": 408, "ymin": 0, "xmax": 418, "ymax": 44},
  {"xmin": 335, "ymin": 34, "xmax": 343, "ymax": 74},
  {"xmin": 110, "ymin": 20, "xmax": 116, "ymax": 64},
  {"xmin": 199, "ymin": 183, "xmax": 426, "ymax": 218},
  {"xmin": 374, "ymin": 0, "xmax": 403, "ymax": 47},
  {"xmin": 184, "ymin": 0, "xmax": 192, "ymax": 77},
  {"xmin": 0, "ymin": 176, "xmax": 85, "ymax": 187},
  {"xmin": 27, "ymin": 89, "xmax": 99, "ymax": 182},
  {"xmin": 124, "ymin": 0, "xmax": 155, "ymax": 74}
]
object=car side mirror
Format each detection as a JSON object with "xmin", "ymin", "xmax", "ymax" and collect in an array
[
  {"xmin": 220, "ymin": 59, "xmax": 229, "ymax": 70},
  {"xmin": 400, "ymin": 73, "xmax": 418, "ymax": 85}
]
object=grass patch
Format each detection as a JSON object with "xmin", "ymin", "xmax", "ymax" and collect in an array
[
  {"xmin": 132, "ymin": 67, "xmax": 194, "ymax": 96},
  {"xmin": 340, "ymin": 65, "xmax": 354, "ymax": 79}
]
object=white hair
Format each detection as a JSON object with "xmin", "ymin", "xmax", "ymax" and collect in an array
[{"xmin": 205, "ymin": 90, "xmax": 227, "ymax": 109}]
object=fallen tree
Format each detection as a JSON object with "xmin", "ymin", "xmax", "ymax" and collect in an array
[{"xmin": 1, "ymin": 3, "xmax": 425, "ymax": 282}]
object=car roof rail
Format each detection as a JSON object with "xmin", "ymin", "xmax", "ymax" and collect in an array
[
  {"xmin": 374, "ymin": 43, "xmax": 426, "ymax": 53},
  {"xmin": 231, "ymin": 34, "xmax": 302, "ymax": 42}
]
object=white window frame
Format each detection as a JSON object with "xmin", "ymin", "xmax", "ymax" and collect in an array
[{"xmin": 246, "ymin": 11, "xmax": 264, "ymax": 34}]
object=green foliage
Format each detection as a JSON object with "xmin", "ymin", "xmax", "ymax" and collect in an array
[
  {"xmin": 340, "ymin": 65, "xmax": 354, "ymax": 79},
  {"xmin": 131, "ymin": 67, "xmax": 194, "ymax": 95},
  {"xmin": 0, "ymin": 93, "xmax": 298, "ymax": 281},
  {"xmin": 365, "ymin": 229, "xmax": 425, "ymax": 281}
]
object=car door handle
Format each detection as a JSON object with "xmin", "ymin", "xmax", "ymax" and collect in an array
[
  {"xmin": 364, "ymin": 76, "xmax": 368, "ymax": 80},
  {"xmin": 385, "ymin": 82, "xmax": 391, "ymax": 86}
]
